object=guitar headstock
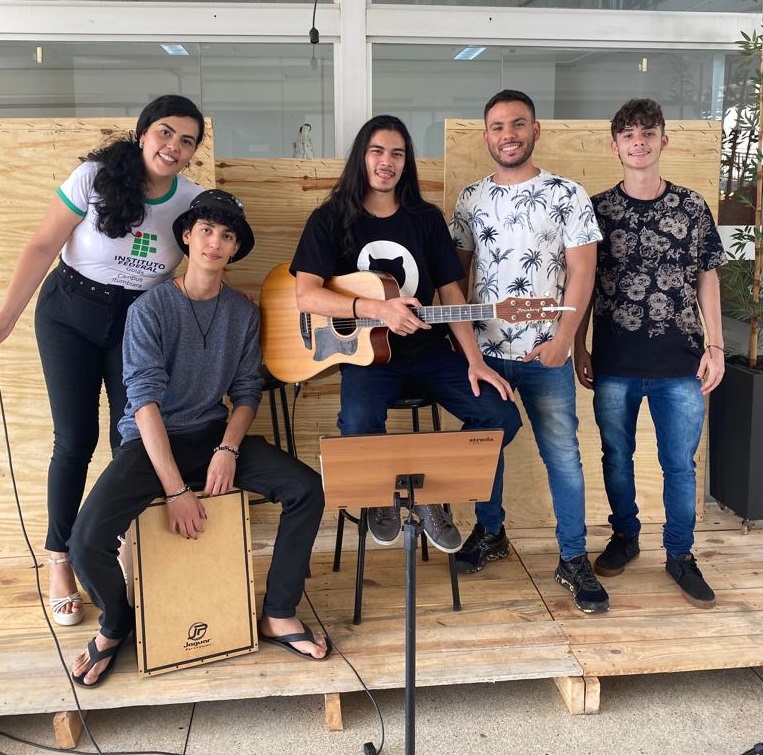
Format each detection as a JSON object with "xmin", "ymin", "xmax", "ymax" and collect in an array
[{"xmin": 495, "ymin": 296, "xmax": 567, "ymax": 323}]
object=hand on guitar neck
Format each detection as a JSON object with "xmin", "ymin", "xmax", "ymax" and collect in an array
[
  {"xmin": 259, "ymin": 263, "xmax": 574, "ymax": 383},
  {"xmin": 358, "ymin": 295, "xmax": 431, "ymax": 337}
]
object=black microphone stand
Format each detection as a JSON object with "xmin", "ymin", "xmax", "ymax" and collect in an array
[{"xmin": 393, "ymin": 473, "xmax": 425, "ymax": 755}]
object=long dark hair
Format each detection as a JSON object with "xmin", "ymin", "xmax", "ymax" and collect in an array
[
  {"xmin": 86, "ymin": 94, "xmax": 205, "ymax": 238},
  {"xmin": 325, "ymin": 114, "xmax": 434, "ymax": 258}
]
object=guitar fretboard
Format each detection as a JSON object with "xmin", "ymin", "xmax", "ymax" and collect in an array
[{"xmin": 356, "ymin": 303, "xmax": 497, "ymax": 328}]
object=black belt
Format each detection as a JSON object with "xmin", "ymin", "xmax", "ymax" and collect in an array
[{"xmin": 56, "ymin": 259, "xmax": 144, "ymax": 305}]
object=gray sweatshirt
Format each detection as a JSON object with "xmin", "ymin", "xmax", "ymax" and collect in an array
[{"xmin": 118, "ymin": 281, "xmax": 263, "ymax": 443}]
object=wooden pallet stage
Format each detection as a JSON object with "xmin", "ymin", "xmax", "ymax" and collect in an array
[{"xmin": 2, "ymin": 504, "xmax": 763, "ymax": 747}]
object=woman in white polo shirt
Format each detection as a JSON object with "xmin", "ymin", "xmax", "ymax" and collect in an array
[{"xmin": 0, "ymin": 94, "xmax": 205, "ymax": 626}]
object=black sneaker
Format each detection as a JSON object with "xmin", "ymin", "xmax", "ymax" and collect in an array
[
  {"xmin": 665, "ymin": 553, "xmax": 716, "ymax": 609},
  {"xmin": 555, "ymin": 554, "xmax": 609, "ymax": 614},
  {"xmin": 455, "ymin": 524, "xmax": 510, "ymax": 574},
  {"xmin": 594, "ymin": 533, "xmax": 640, "ymax": 577}
]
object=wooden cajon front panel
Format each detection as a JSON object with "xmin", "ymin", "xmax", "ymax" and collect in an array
[{"xmin": 129, "ymin": 490, "xmax": 258, "ymax": 677}]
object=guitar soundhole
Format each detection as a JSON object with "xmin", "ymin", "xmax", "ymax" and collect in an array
[{"xmin": 331, "ymin": 317, "xmax": 358, "ymax": 337}]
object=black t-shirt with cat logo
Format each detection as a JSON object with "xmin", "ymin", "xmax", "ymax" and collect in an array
[{"xmin": 292, "ymin": 202, "xmax": 464, "ymax": 361}]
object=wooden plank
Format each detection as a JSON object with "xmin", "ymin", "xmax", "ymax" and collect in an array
[
  {"xmin": 53, "ymin": 710, "xmax": 85, "ymax": 750},
  {"xmin": 572, "ymin": 635, "xmax": 763, "ymax": 677},
  {"xmin": 584, "ymin": 676, "xmax": 601, "ymax": 715},
  {"xmin": 324, "ymin": 692, "xmax": 343, "ymax": 732},
  {"xmin": 553, "ymin": 675, "xmax": 585, "ymax": 715}
]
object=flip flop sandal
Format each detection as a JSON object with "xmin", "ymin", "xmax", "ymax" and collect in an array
[
  {"xmin": 71, "ymin": 636, "xmax": 127, "ymax": 688},
  {"xmin": 50, "ymin": 592, "xmax": 84, "ymax": 626},
  {"xmin": 258, "ymin": 621, "xmax": 333, "ymax": 661}
]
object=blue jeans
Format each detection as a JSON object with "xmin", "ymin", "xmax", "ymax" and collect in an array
[
  {"xmin": 338, "ymin": 351, "xmax": 522, "ymax": 519},
  {"xmin": 592, "ymin": 374, "xmax": 705, "ymax": 559},
  {"xmin": 484, "ymin": 357, "xmax": 586, "ymax": 561}
]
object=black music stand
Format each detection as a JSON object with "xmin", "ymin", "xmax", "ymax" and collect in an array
[{"xmin": 320, "ymin": 429, "xmax": 503, "ymax": 755}]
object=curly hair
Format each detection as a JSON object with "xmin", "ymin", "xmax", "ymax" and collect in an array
[
  {"xmin": 324, "ymin": 114, "xmax": 435, "ymax": 259},
  {"xmin": 610, "ymin": 98, "xmax": 665, "ymax": 139},
  {"xmin": 86, "ymin": 94, "xmax": 205, "ymax": 238}
]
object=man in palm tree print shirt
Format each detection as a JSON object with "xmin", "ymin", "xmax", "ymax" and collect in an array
[{"xmin": 449, "ymin": 89, "xmax": 608, "ymax": 614}]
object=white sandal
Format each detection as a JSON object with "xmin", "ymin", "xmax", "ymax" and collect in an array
[{"xmin": 49, "ymin": 555, "xmax": 84, "ymax": 627}]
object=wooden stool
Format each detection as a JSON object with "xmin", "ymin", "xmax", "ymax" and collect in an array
[{"xmin": 332, "ymin": 396, "xmax": 462, "ymax": 625}]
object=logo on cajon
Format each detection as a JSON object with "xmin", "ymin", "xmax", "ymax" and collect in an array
[{"xmin": 187, "ymin": 622, "xmax": 209, "ymax": 642}]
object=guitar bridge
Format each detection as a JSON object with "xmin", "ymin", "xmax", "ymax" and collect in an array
[{"xmin": 299, "ymin": 312, "xmax": 313, "ymax": 349}]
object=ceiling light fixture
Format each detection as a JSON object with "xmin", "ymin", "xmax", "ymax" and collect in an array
[
  {"xmin": 453, "ymin": 46, "xmax": 487, "ymax": 61},
  {"xmin": 160, "ymin": 44, "xmax": 189, "ymax": 56}
]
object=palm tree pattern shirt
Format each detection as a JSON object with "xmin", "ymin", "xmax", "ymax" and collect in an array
[
  {"xmin": 591, "ymin": 181, "xmax": 725, "ymax": 378},
  {"xmin": 450, "ymin": 170, "xmax": 601, "ymax": 360}
]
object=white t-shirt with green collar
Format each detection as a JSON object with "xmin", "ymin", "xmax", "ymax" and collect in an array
[{"xmin": 57, "ymin": 160, "xmax": 203, "ymax": 291}]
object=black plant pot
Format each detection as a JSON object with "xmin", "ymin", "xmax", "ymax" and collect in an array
[{"xmin": 708, "ymin": 357, "xmax": 763, "ymax": 521}]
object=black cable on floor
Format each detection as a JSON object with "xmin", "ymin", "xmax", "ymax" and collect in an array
[
  {"xmin": 0, "ymin": 383, "xmax": 193, "ymax": 755},
  {"xmin": 303, "ymin": 590, "xmax": 385, "ymax": 755}
]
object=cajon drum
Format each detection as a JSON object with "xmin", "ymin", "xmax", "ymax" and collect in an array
[{"xmin": 129, "ymin": 490, "xmax": 258, "ymax": 677}]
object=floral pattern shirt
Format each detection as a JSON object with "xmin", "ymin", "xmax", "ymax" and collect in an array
[
  {"xmin": 591, "ymin": 181, "xmax": 726, "ymax": 378},
  {"xmin": 450, "ymin": 170, "xmax": 601, "ymax": 359}
]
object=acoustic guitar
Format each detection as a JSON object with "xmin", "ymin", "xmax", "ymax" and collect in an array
[{"xmin": 259, "ymin": 263, "xmax": 572, "ymax": 383}]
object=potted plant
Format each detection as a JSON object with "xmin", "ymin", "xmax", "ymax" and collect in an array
[{"xmin": 708, "ymin": 26, "xmax": 763, "ymax": 527}]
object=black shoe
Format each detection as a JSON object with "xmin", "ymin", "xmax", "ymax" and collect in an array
[
  {"xmin": 594, "ymin": 533, "xmax": 640, "ymax": 577},
  {"xmin": 665, "ymin": 553, "xmax": 716, "ymax": 609},
  {"xmin": 555, "ymin": 554, "xmax": 609, "ymax": 614},
  {"xmin": 454, "ymin": 524, "xmax": 510, "ymax": 574}
]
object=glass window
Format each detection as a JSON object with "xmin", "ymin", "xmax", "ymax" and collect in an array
[
  {"xmin": 372, "ymin": 44, "xmax": 736, "ymax": 157},
  {"xmin": 371, "ymin": 0, "xmax": 757, "ymax": 10},
  {"xmin": 0, "ymin": 41, "xmax": 335, "ymax": 158}
]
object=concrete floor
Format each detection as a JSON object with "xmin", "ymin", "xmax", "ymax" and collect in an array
[{"xmin": 1, "ymin": 666, "xmax": 762, "ymax": 754}]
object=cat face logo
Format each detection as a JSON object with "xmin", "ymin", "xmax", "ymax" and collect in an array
[
  {"xmin": 188, "ymin": 622, "xmax": 208, "ymax": 641},
  {"xmin": 357, "ymin": 241, "xmax": 419, "ymax": 297}
]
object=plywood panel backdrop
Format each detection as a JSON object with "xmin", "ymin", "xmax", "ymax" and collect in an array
[
  {"xmin": 0, "ymin": 119, "xmax": 214, "ymax": 559},
  {"xmin": 0, "ymin": 117, "xmax": 720, "ymax": 558},
  {"xmin": 443, "ymin": 119, "xmax": 721, "ymax": 221},
  {"xmin": 443, "ymin": 119, "xmax": 721, "ymax": 529}
]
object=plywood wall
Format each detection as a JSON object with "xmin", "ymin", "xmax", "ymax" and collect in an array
[
  {"xmin": 442, "ymin": 119, "xmax": 722, "ymax": 529},
  {"xmin": 0, "ymin": 119, "xmax": 214, "ymax": 560},
  {"xmin": 0, "ymin": 118, "xmax": 720, "ymax": 559},
  {"xmin": 443, "ymin": 119, "xmax": 721, "ymax": 221}
]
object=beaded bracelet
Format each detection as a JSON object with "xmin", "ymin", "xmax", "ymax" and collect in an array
[
  {"xmin": 213, "ymin": 444, "xmax": 240, "ymax": 460},
  {"xmin": 165, "ymin": 484, "xmax": 191, "ymax": 503},
  {"xmin": 352, "ymin": 297, "xmax": 360, "ymax": 319}
]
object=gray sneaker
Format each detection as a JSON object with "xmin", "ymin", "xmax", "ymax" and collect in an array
[
  {"xmin": 414, "ymin": 504, "xmax": 463, "ymax": 554},
  {"xmin": 368, "ymin": 506, "xmax": 401, "ymax": 546}
]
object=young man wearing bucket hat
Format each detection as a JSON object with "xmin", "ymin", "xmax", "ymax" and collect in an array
[{"xmin": 68, "ymin": 189, "xmax": 330, "ymax": 688}]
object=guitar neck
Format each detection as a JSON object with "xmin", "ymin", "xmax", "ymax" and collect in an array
[{"xmin": 356, "ymin": 303, "xmax": 496, "ymax": 328}]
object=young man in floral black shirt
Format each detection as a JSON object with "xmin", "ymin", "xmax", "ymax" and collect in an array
[{"xmin": 575, "ymin": 98, "xmax": 726, "ymax": 608}]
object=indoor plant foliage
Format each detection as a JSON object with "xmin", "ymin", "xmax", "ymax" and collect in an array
[
  {"xmin": 721, "ymin": 27, "xmax": 762, "ymax": 369},
  {"xmin": 708, "ymin": 26, "xmax": 763, "ymax": 525}
]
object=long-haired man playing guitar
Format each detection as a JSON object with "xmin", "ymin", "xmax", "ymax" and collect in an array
[{"xmin": 291, "ymin": 115, "xmax": 521, "ymax": 553}]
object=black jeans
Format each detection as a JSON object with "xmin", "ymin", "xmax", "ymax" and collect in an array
[
  {"xmin": 69, "ymin": 422, "xmax": 325, "ymax": 639},
  {"xmin": 35, "ymin": 261, "xmax": 143, "ymax": 552}
]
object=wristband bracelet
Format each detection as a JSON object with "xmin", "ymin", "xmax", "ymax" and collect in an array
[
  {"xmin": 705, "ymin": 344, "xmax": 724, "ymax": 353},
  {"xmin": 165, "ymin": 484, "xmax": 191, "ymax": 503},
  {"xmin": 213, "ymin": 444, "xmax": 240, "ymax": 460},
  {"xmin": 352, "ymin": 297, "xmax": 360, "ymax": 319}
]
